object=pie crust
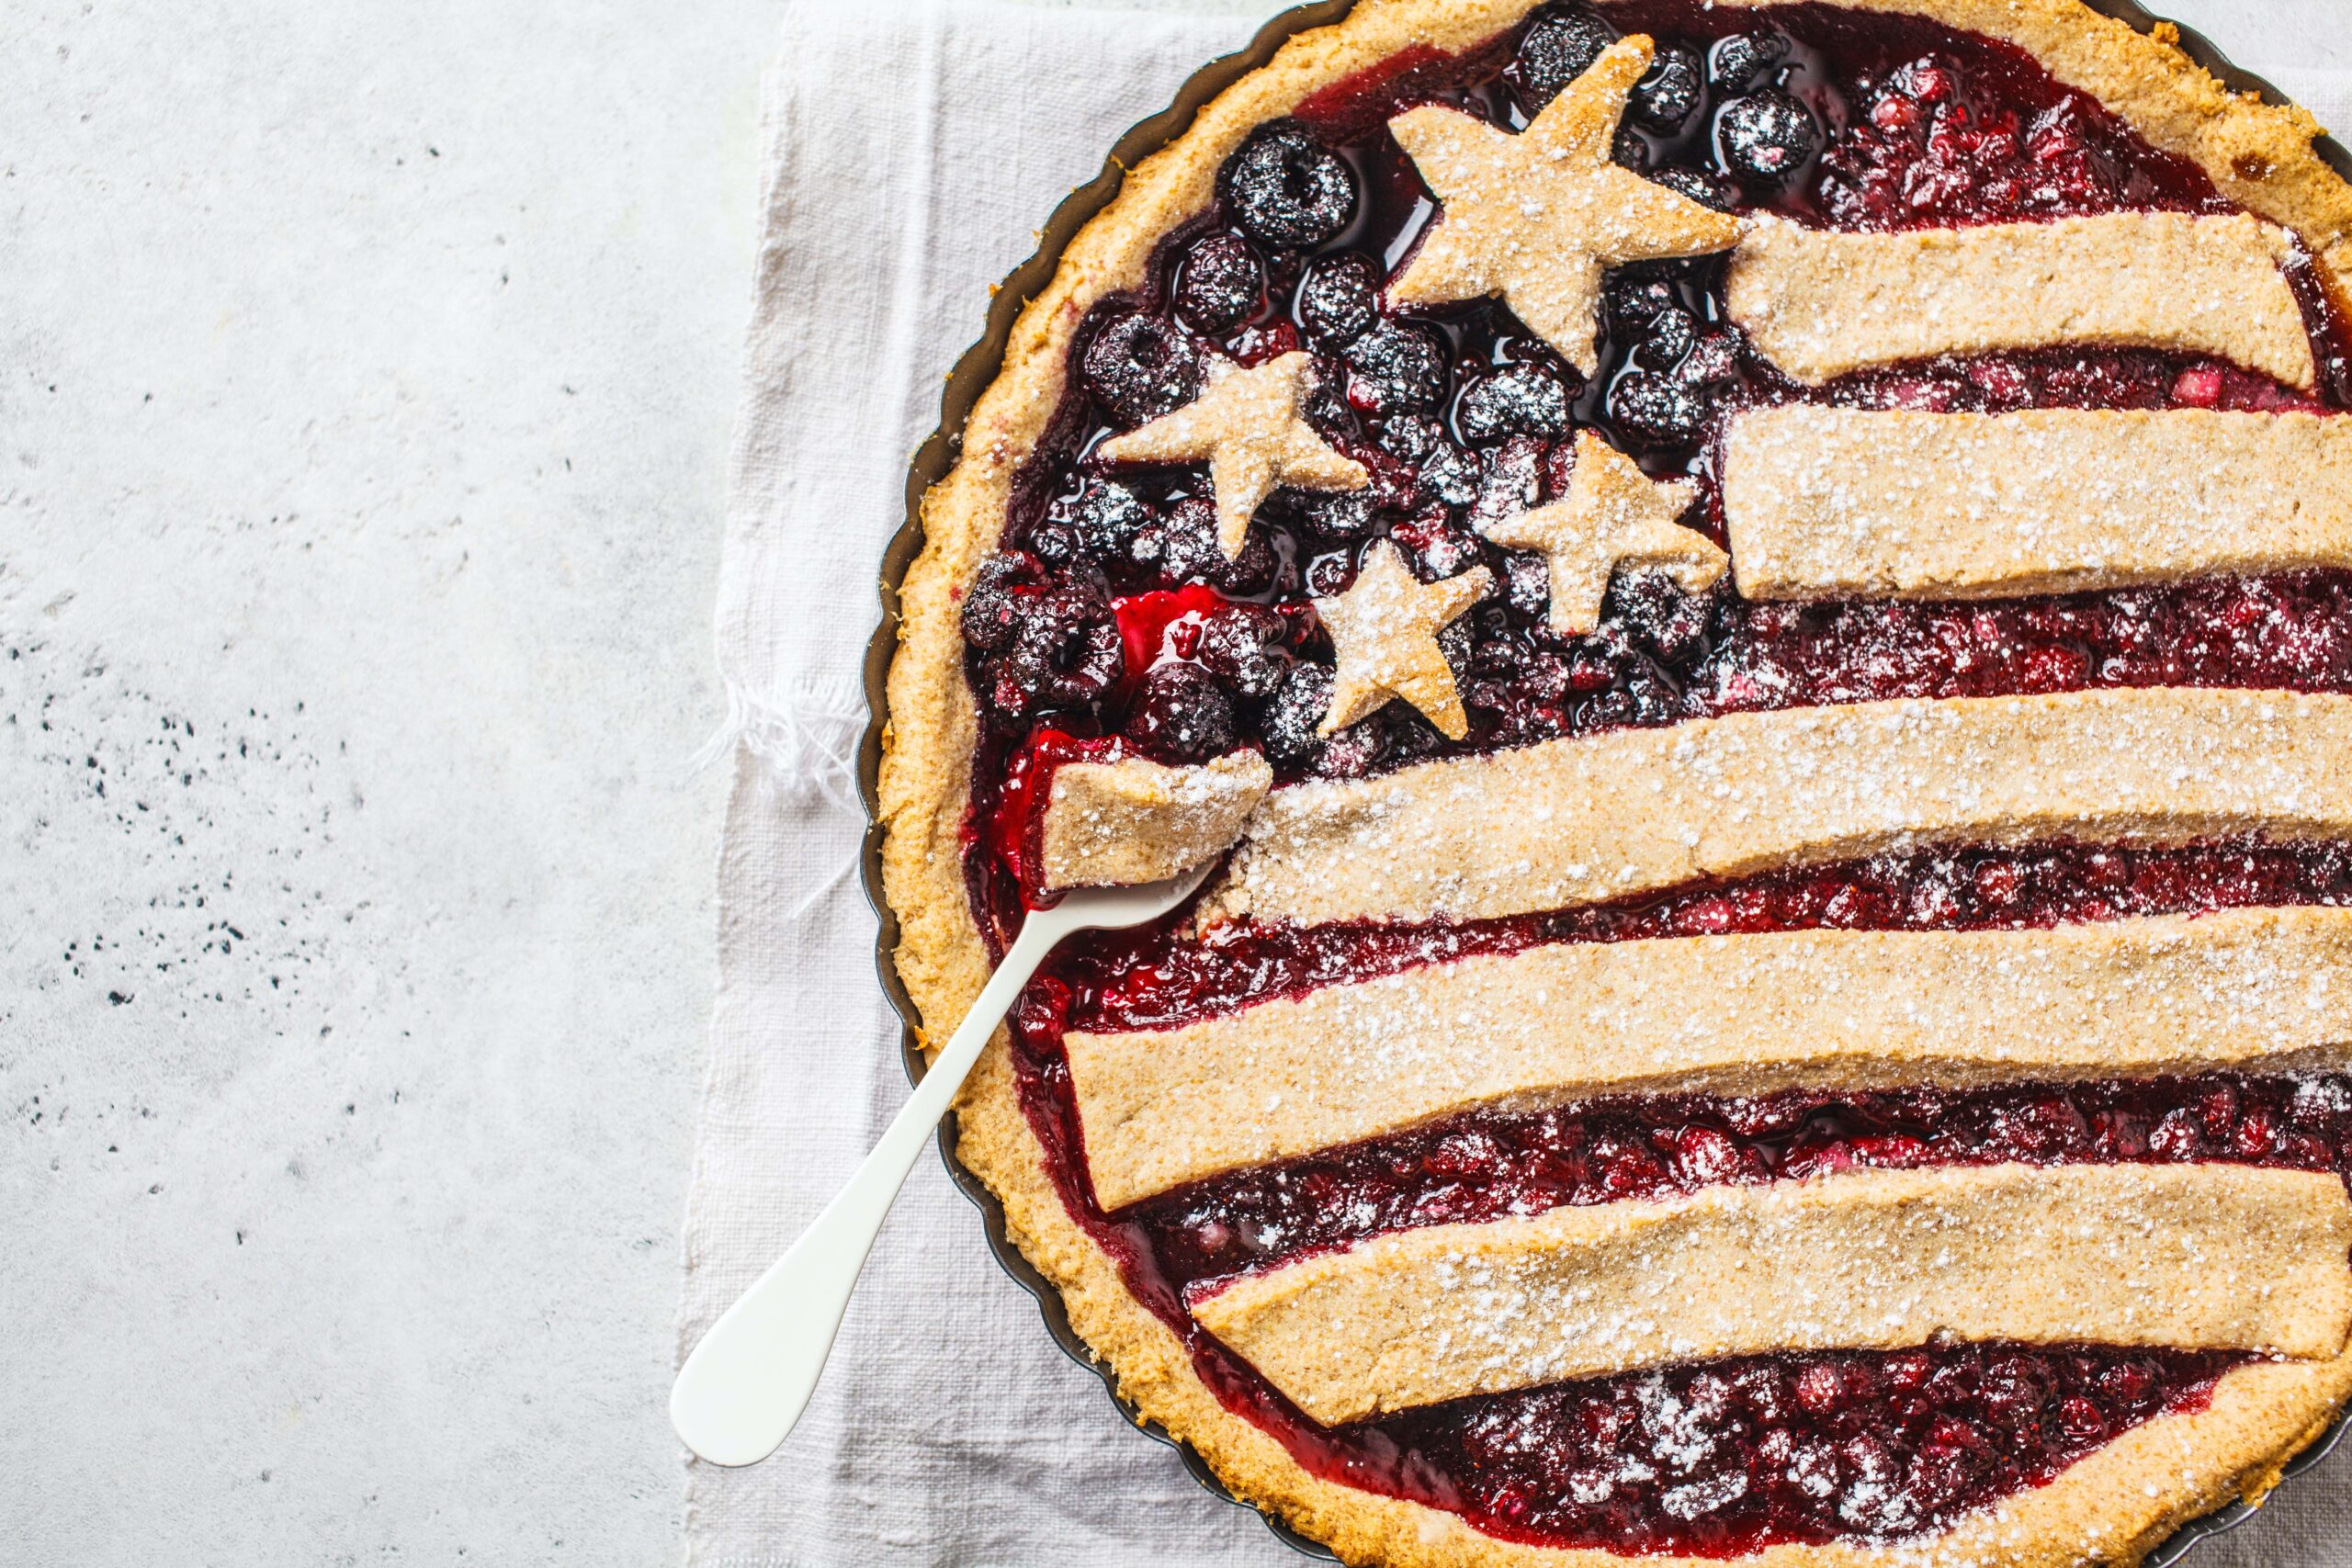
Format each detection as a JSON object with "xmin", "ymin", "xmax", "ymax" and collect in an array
[
  {"xmin": 1724, "ymin": 408, "xmax": 2352, "ymax": 601},
  {"xmin": 874, "ymin": 1, "xmax": 2352, "ymax": 1562},
  {"xmin": 1725, "ymin": 211, "xmax": 2313, "ymax": 388},
  {"xmin": 1204, "ymin": 686, "xmax": 2352, "ymax": 929},
  {"xmin": 1194, "ymin": 1162, "xmax": 2352, "ymax": 1425},
  {"xmin": 1069, "ymin": 906, "xmax": 2352, "ymax": 1205},
  {"xmin": 1038, "ymin": 751, "xmax": 1272, "ymax": 892}
]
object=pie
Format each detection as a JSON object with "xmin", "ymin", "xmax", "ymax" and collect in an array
[{"xmin": 876, "ymin": 2, "xmax": 2352, "ymax": 1562}]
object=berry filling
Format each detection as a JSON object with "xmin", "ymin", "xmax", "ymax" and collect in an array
[{"xmin": 940, "ymin": 0, "xmax": 2352, "ymax": 1551}]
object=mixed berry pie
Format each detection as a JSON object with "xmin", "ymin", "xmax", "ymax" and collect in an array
[{"xmin": 876, "ymin": 1, "xmax": 2352, "ymax": 1562}]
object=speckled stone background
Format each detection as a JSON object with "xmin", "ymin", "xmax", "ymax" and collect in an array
[{"xmin": 5, "ymin": 2, "xmax": 2348, "ymax": 1564}]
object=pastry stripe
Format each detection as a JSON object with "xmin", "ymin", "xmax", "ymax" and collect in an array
[
  {"xmin": 1202, "ymin": 686, "xmax": 2352, "ymax": 930},
  {"xmin": 1725, "ymin": 211, "xmax": 2315, "ymax": 388},
  {"xmin": 1069, "ymin": 906, "xmax": 2352, "ymax": 1206},
  {"xmin": 1722, "ymin": 407, "xmax": 2352, "ymax": 602},
  {"xmin": 1191, "ymin": 1162, "xmax": 2352, "ymax": 1427},
  {"xmin": 1040, "ymin": 752, "xmax": 1270, "ymax": 893}
]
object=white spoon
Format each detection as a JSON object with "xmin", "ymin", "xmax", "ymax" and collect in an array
[{"xmin": 670, "ymin": 860, "xmax": 1216, "ymax": 1468}]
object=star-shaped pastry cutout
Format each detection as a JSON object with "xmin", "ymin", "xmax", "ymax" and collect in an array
[
  {"xmin": 1478, "ymin": 429, "xmax": 1727, "ymax": 637},
  {"xmin": 1317, "ymin": 541, "xmax": 1492, "ymax": 739},
  {"xmin": 1386, "ymin": 36, "xmax": 1742, "ymax": 377},
  {"xmin": 1097, "ymin": 350, "xmax": 1369, "ymax": 559}
]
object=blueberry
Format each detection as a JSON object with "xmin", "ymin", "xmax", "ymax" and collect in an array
[
  {"xmin": 1193, "ymin": 604, "xmax": 1295, "ymax": 698},
  {"xmin": 1455, "ymin": 363, "xmax": 1572, "ymax": 443},
  {"xmin": 1174, "ymin": 232, "xmax": 1262, "ymax": 333},
  {"xmin": 1603, "ymin": 274, "xmax": 1678, "ymax": 340},
  {"xmin": 1631, "ymin": 305, "xmax": 1698, "ymax": 372},
  {"xmin": 1648, "ymin": 164, "xmax": 1735, "ymax": 211},
  {"xmin": 1627, "ymin": 42, "xmax": 1703, "ymax": 132},
  {"xmin": 1709, "ymin": 30, "xmax": 1790, "ymax": 91},
  {"xmin": 1082, "ymin": 311, "xmax": 1203, "ymax": 425},
  {"xmin": 1344, "ymin": 321, "xmax": 1448, "ymax": 413},
  {"xmin": 1218, "ymin": 120, "xmax": 1357, "ymax": 251},
  {"xmin": 1609, "ymin": 368, "xmax": 1707, "ymax": 447},
  {"xmin": 1513, "ymin": 3, "xmax": 1616, "ymax": 107},
  {"xmin": 1151, "ymin": 495, "xmax": 1277, "ymax": 594},
  {"xmin": 1024, "ymin": 520, "xmax": 1081, "ymax": 566},
  {"xmin": 1125, "ymin": 663, "xmax": 1236, "ymax": 762},
  {"xmin": 1717, "ymin": 88, "xmax": 1820, "ymax": 186},
  {"xmin": 1063, "ymin": 478, "xmax": 1156, "ymax": 563},
  {"xmin": 1296, "ymin": 251, "xmax": 1382, "ymax": 344}
]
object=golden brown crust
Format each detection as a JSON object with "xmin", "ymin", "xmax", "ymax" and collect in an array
[
  {"xmin": 874, "ymin": 1, "xmax": 2352, "ymax": 1562},
  {"xmin": 1724, "ymin": 408, "xmax": 2352, "ymax": 602},
  {"xmin": 1195, "ymin": 1163, "xmax": 2352, "ymax": 1426},
  {"xmin": 1069, "ymin": 907, "xmax": 2352, "ymax": 1206},
  {"xmin": 1039, "ymin": 751, "xmax": 1271, "ymax": 892},
  {"xmin": 1205, "ymin": 687, "xmax": 2352, "ymax": 931},
  {"xmin": 1725, "ymin": 212, "xmax": 2315, "ymax": 388}
]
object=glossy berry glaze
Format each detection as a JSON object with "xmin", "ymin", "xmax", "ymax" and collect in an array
[{"xmin": 941, "ymin": 1, "xmax": 2352, "ymax": 1555}]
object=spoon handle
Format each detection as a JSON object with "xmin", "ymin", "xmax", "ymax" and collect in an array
[{"xmin": 670, "ymin": 915, "xmax": 1057, "ymax": 1466}]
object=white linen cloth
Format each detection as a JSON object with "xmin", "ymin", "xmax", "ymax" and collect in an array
[{"xmin": 680, "ymin": 1, "xmax": 2352, "ymax": 1561}]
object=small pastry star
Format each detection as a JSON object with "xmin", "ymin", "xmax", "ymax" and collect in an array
[
  {"xmin": 1479, "ymin": 429, "xmax": 1727, "ymax": 638},
  {"xmin": 1386, "ymin": 35, "xmax": 1742, "ymax": 376},
  {"xmin": 1098, "ymin": 350, "xmax": 1369, "ymax": 560},
  {"xmin": 1317, "ymin": 541, "xmax": 1493, "ymax": 739}
]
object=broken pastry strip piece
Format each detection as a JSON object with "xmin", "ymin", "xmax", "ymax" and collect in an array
[
  {"xmin": 1069, "ymin": 906, "xmax": 2352, "ymax": 1206},
  {"xmin": 1192, "ymin": 1162, "xmax": 2352, "ymax": 1427},
  {"xmin": 1038, "ymin": 751, "xmax": 1271, "ymax": 893},
  {"xmin": 1723, "ymin": 407, "xmax": 2352, "ymax": 602},
  {"xmin": 1726, "ymin": 211, "xmax": 2315, "ymax": 388},
  {"xmin": 1203, "ymin": 686, "xmax": 2352, "ymax": 930}
]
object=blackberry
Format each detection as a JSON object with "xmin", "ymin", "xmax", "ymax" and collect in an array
[
  {"xmin": 1125, "ymin": 663, "xmax": 1237, "ymax": 762},
  {"xmin": 1082, "ymin": 311, "xmax": 1203, "ymax": 425},
  {"xmin": 1151, "ymin": 495, "xmax": 1278, "ymax": 594},
  {"xmin": 1296, "ymin": 251, "xmax": 1382, "ymax": 344},
  {"xmin": 964, "ymin": 558, "xmax": 1125, "ymax": 726},
  {"xmin": 1298, "ymin": 488, "xmax": 1378, "ymax": 541},
  {"xmin": 1174, "ymin": 231, "xmax": 1263, "ymax": 333},
  {"xmin": 1194, "ymin": 604, "xmax": 1295, "ymax": 697},
  {"xmin": 1218, "ymin": 120, "xmax": 1357, "ymax": 251},
  {"xmin": 1344, "ymin": 321, "xmax": 1448, "ymax": 413},
  {"xmin": 960, "ymin": 550, "xmax": 1046, "ymax": 653},
  {"xmin": 1063, "ymin": 479, "xmax": 1156, "ymax": 563},
  {"xmin": 1609, "ymin": 368, "xmax": 1707, "ymax": 448},
  {"xmin": 1261, "ymin": 661, "xmax": 1334, "ymax": 762},
  {"xmin": 1455, "ymin": 363, "xmax": 1572, "ymax": 443},
  {"xmin": 1603, "ymin": 274, "xmax": 1678, "ymax": 340}
]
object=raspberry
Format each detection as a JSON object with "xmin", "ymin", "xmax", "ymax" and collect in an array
[{"xmin": 1218, "ymin": 120, "xmax": 1357, "ymax": 251}]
